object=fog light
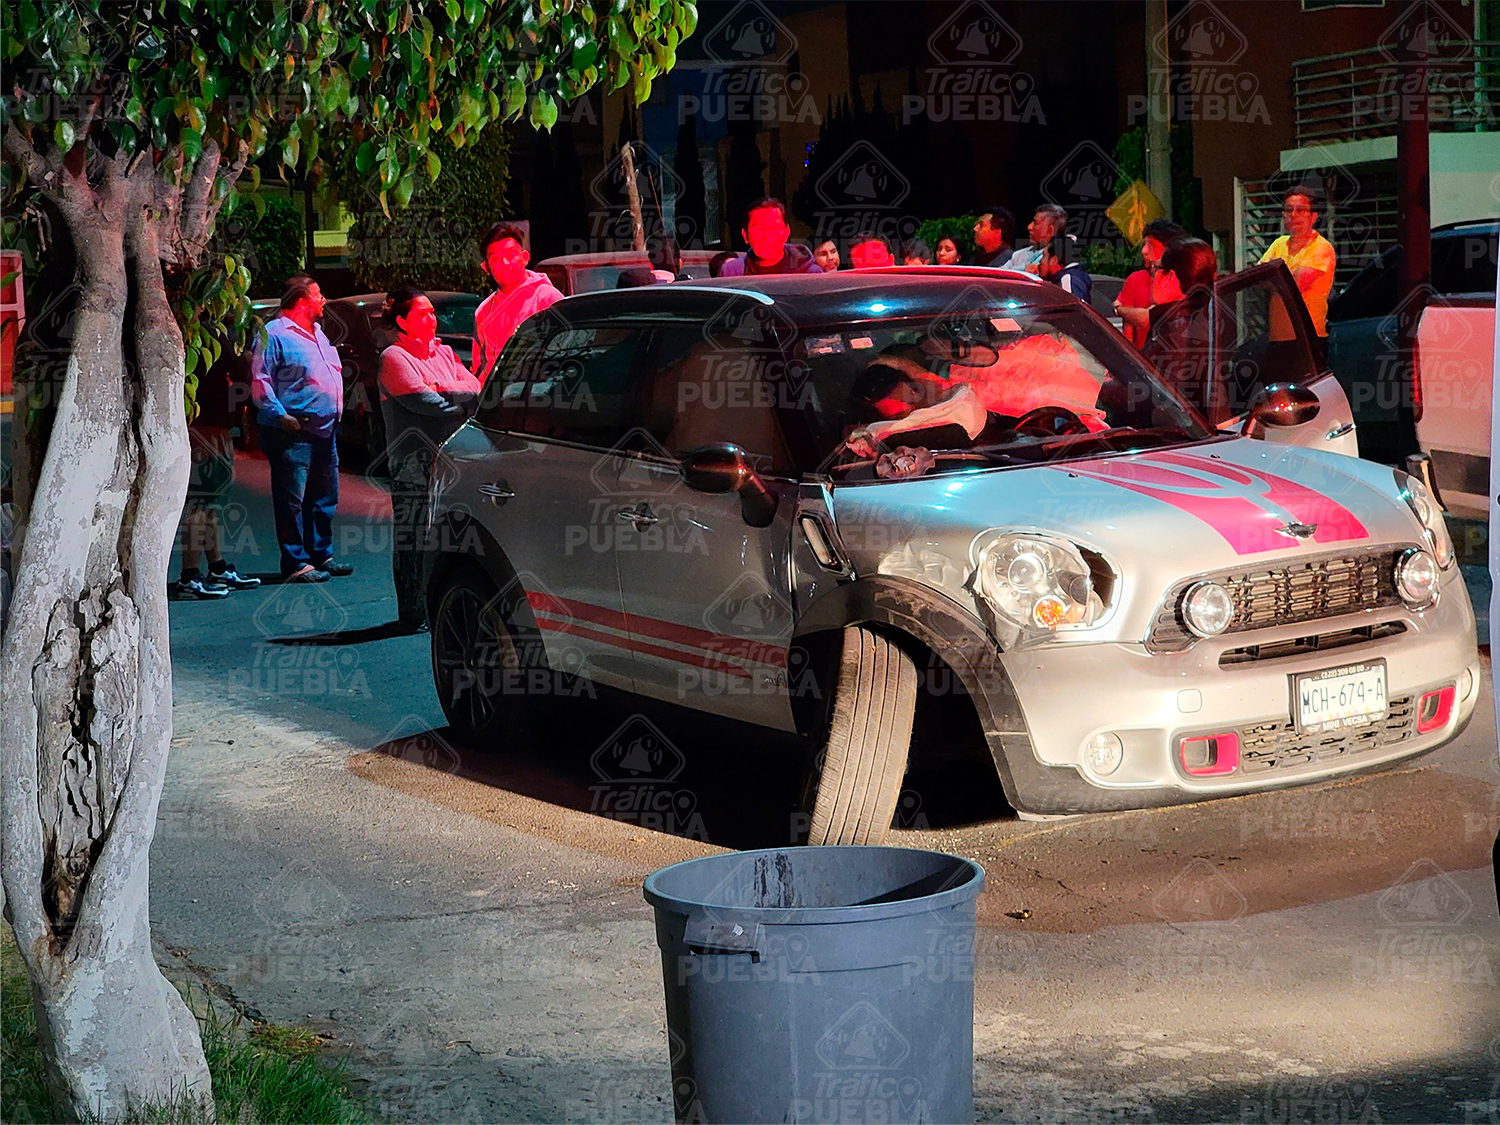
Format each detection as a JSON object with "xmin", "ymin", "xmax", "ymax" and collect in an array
[
  {"xmin": 1394, "ymin": 548, "xmax": 1440, "ymax": 608},
  {"xmin": 1180, "ymin": 732, "xmax": 1239, "ymax": 776},
  {"xmin": 1083, "ymin": 732, "xmax": 1124, "ymax": 776},
  {"xmin": 1416, "ymin": 686, "xmax": 1455, "ymax": 733},
  {"xmin": 1182, "ymin": 581, "xmax": 1234, "ymax": 637},
  {"xmin": 1461, "ymin": 668, "xmax": 1475, "ymax": 700}
]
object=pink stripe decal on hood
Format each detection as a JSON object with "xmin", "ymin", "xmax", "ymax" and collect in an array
[
  {"xmin": 1146, "ymin": 452, "xmax": 1369, "ymax": 544},
  {"xmin": 1068, "ymin": 465, "xmax": 1302, "ymax": 554}
]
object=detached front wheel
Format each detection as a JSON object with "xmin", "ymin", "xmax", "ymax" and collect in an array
[{"xmin": 803, "ymin": 626, "xmax": 917, "ymax": 845}]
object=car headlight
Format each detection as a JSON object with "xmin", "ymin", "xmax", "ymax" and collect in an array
[
  {"xmin": 973, "ymin": 532, "xmax": 1104, "ymax": 636},
  {"xmin": 1181, "ymin": 581, "xmax": 1235, "ymax": 637},
  {"xmin": 1395, "ymin": 548, "xmax": 1440, "ymax": 608},
  {"xmin": 1394, "ymin": 469, "xmax": 1454, "ymax": 569}
]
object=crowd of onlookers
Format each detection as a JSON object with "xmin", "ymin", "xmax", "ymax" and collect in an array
[
  {"xmin": 177, "ymin": 187, "xmax": 1337, "ymax": 637},
  {"xmin": 688, "ymin": 197, "xmax": 1097, "ymax": 304}
]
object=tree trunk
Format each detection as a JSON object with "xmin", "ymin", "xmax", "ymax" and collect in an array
[{"xmin": 0, "ymin": 152, "xmax": 211, "ymax": 1121}]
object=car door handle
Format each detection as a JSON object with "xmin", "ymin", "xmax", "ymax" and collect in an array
[
  {"xmin": 478, "ymin": 481, "xmax": 515, "ymax": 503},
  {"xmin": 1325, "ymin": 421, "xmax": 1355, "ymax": 440},
  {"xmin": 617, "ymin": 503, "xmax": 660, "ymax": 527}
]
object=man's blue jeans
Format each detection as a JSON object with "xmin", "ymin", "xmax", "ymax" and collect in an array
[{"xmin": 260, "ymin": 423, "xmax": 339, "ymax": 575}]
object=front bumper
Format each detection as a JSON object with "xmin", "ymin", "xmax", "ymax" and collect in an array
[{"xmin": 996, "ymin": 571, "xmax": 1479, "ymax": 814}]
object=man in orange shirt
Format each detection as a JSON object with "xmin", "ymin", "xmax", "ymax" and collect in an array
[{"xmin": 1259, "ymin": 187, "xmax": 1337, "ymax": 365}]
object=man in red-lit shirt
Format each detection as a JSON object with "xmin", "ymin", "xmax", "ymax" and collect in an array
[
  {"xmin": 1115, "ymin": 219, "xmax": 1184, "ymax": 348},
  {"xmin": 719, "ymin": 197, "xmax": 823, "ymax": 276},
  {"xmin": 471, "ymin": 222, "xmax": 563, "ymax": 383},
  {"xmin": 849, "ymin": 232, "xmax": 897, "ymax": 269}
]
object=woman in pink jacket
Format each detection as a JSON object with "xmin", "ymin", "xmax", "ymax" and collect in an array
[{"xmin": 378, "ymin": 286, "xmax": 483, "ymax": 631}]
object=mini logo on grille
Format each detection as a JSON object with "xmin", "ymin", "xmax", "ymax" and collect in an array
[{"xmin": 1281, "ymin": 522, "xmax": 1319, "ymax": 538}]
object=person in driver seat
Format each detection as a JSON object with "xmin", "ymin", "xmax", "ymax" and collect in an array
[
  {"xmin": 843, "ymin": 346, "xmax": 988, "ymax": 458},
  {"xmin": 845, "ymin": 329, "xmax": 1114, "ymax": 456}
]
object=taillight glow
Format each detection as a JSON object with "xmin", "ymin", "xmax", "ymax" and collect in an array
[{"xmin": 1411, "ymin": 336, "xmax": 1422, "ymax": 422}]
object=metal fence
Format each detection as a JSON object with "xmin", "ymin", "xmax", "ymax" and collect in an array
[
  {"xmin": 1235, "ymin": 169, "xmax": 1398, "ymax": 296},
  {"xmin": 1293, "ymin": 40, "xmax": 1500, "ymax": 147}
]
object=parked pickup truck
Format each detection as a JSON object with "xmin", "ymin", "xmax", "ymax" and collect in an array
[
  {"xmin": 1327, "ymin": 219, "xmax": 1498, "ymax": 471},
  {"xmin": 1412, "ymin": 276, "xmax": 1497, "ymax": 521}
]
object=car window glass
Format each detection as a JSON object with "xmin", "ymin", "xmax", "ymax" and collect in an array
[
  {"xmin": 520, "ymin": 324, "xmax": 646, "ymax": 446},
  {"xmin": 636, "ymin": 326, "xmax": 796, "ymax": 474},
  {"xmin": 1213, "ymin": 272, "xmax": 1319, "ymax": 418},
  {"xmin": 322, "ymin": 304, "xmax": 371, "ymax": 355},
  {"xmin": 793, "ymin": 307, "xmax": 1207, "ymax": 477},
  {"xmin": 1433, "ymin": 231, "xmax": 1499, "ymax": 296},
  {"xmin": 472, "ymin": 316, "xmax": 550, "ymax": 431},
  {"xmin": 1329, "ymin": 249, "xmax": 1398, "ymax": 322},
  {"xmin": 434, "ymin": 296, "xmax": 479, "ymax": 337},
  {"xmin": 567, "ymin": 263, "xmax": 655, "ymax": 293}
]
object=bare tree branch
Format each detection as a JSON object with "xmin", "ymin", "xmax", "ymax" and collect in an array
[
  {"xmin": 148, "ymin": 146, "xmax": 186, "ymax": 267},
  {"xmin": 3, "ymin": 126, "xmax": 60, "ymax": 195},
  {"xmin": 176, "ymin": 140, "xmax": 221, "ymax": 264},
  {"xmin": 75, "ymin": 93, "xmax": 101, "ymax": 151}
]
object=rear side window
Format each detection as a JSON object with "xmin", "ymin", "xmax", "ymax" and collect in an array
[
  {"xmin": 472, "ymin": 316, "xmax": 549, "ymax": 432},
  {"xmin": 434, "ymin": 296, "xmax": 479, "ymax": 337},
  {"xmin": 633, "ymin": 326, "xmax": 796, "ymax": 473},
  {"xmin": 1329, "ymin": 249, "xmax": 1398, "ymax": 322},
  {"xmin": 1433, "ymin": 231, "xmax": 1499, "ymax": 296},
  {"xmin": 322, "ymin": 303, "xmax": 376, "ymax": 360},
  {"xmin": 520, "ymin": 325, "xmax": 648, "ymax": 446}
]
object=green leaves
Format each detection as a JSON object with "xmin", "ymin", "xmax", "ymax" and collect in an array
[
  {"xmin": 392, "ymin": 169, "xmax": 415, "ymax": 208},
  {"xmin": 7, "ymin": 0, "xmax": 700, "ymax": 383},
  {"xmin": 179, "ymin": 126, "xmax": 202, "ymax": 165},
  {"xmin": 528, "ymin": 89, "xmax": 557, "ymax": 130}
]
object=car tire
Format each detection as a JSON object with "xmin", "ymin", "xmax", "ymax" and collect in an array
[
  {"xmin": 430, "ymin": 567, "xmax": 526, "ymax": 741},
  {"xmin": 804, "ymin": 626, "xmax": 917, "ymax": 846}
]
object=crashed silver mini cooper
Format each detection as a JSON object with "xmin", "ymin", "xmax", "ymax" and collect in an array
[{"xmin": 424, "ymin": 267, "xmax": 1479, "ymax": 844}]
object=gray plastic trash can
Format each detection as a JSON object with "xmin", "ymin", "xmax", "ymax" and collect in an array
[{"xmin": 644, "ymin": 846, "xmax": 985, "ymax": 1124}]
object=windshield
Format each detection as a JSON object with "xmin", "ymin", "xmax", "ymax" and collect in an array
[{"xmin": 791, "ymin": 305, "xmax": 1213, "ymax": 478}]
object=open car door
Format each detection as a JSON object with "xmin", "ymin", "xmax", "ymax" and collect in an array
[{"xmin": 1211, "ymin": 261, "xmax": 1359, "ymax": 457}]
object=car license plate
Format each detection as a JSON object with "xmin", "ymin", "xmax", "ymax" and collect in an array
[{"xmin": 1294, "ymin": 662, "xmax": 1388, "ymax": 734}]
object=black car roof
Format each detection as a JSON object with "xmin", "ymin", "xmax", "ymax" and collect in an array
[
  {"xmin": 327, "ymin": 290, "xmax": 479, "ymax": 309},
  {"xmin": 550, "ymin": 267, "xmax": 1078, "ymax": 325},
  {"xmin": 1433, "ymin": 218, "xmax": 1499, "ymax": 234}
]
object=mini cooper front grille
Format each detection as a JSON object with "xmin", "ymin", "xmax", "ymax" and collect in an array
[
  {"xmin": 1148, "ymin": 548, "xmax": 1406, "ymax": 653},
  {"xmin": 1235, "ymin": 694, "xmax": 1416, "ymax": 774},
  {"xmin": 1218, "ymin": 622, "xmax": 1408, "ymax": 666}
]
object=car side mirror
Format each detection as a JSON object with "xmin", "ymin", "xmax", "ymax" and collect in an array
[
  {"xmin": 679, "ymin": 443, "xmax": 779, "ymax": 528},
  {"xmin": 1245, "ymin": 383, "xmax": 1320, "ymax": 439}
]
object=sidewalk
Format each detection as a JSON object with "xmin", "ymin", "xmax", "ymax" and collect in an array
[
  {"xmin": 149, "ymin": 450, "xmax": 1500, "ymax": 1122},
  {"xmin": 154, "ymin": 679, "xmax": 1500, "ymax": 1123}
]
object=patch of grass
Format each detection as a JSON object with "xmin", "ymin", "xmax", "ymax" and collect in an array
[
  {"xmin": 246, "ymin": 1023, "xmax": 327, "ymax": 1062},
  {"xmin": 2, "ymin": 923, "xmax": 55, "ymax": 1123},
  {"xmin": 2, "ymin": 923, "xmax": 366, "ymax": 1123}
]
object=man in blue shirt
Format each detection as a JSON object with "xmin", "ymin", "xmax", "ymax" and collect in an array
[
  {"xmin": 1036, "ymin": 234, "xmax": 1093, "ymax": 306},
  {"xmin": 250, "ymin": 275, "xmax": 351, "ymax": 582}
]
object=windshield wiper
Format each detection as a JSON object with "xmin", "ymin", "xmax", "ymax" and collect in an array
[{"xmin": 1028, "ymin": 427, "xmax": 1201, "ymax": 457}]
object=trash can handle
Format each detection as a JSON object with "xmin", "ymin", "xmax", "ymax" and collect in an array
[{"xmin": 683, "ymin": 915, "xmax": 767, "ymax": 961}]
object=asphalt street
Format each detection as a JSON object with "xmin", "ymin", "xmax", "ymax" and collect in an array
[{"xmin": 151, "ymin": 448, "xmax": 1500, "ymax": 1123}]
